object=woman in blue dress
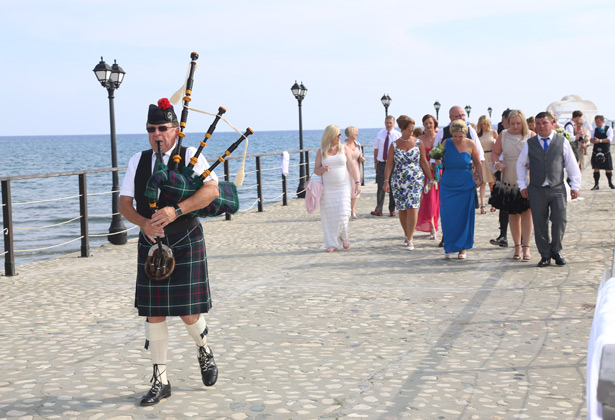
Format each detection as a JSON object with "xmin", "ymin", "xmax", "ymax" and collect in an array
[
  {"xmin": 440, "ymin": 120, "xmax": 484, "ymax": 259},
  {"xmin": 383, "ymin": 115, "xmax": 434, "ymax": 250}
]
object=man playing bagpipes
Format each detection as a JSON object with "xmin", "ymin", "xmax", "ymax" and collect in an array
[{"xmin": 119, "ymin": 99, "xmax": 219, "ymax": 406}]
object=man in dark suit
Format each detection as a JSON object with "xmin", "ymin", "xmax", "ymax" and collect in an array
[{"xmin": 516, "ymin": 112, "xmax": 581, "ymax": 267}]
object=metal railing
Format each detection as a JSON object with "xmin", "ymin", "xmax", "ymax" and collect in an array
[{"xmin": 1, "ymin": 146, "xmax": 375, "ymax": 276}]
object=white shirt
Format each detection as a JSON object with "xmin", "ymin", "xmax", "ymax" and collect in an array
[
  {"xmin": 516, "ymin": 130, "xmax": 581, "ymax": 190},
  {"xmin": 120, "ymin": 143, "xmax": 218, "ymax": 198},
  {"xmin": 433, "ymin": 123, "xmax": 485, "ymax": 161},
  {"xmin": 373, "ymin": 128, "xmax": 401, "ymax": 162}
]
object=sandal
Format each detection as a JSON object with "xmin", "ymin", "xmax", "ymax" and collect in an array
[
  {"xmin": 403, "ymin": 238, "xmax": 409, "ymax": 246},
  {"xmin": 429, "ymin": 227, "xmax": 436, "ymax": 240},
  {"xmin": 513, "ymin": 244, "xmax": 522, "ymax": 260},
  {"xmin": 480, "ymin": 205, "xmax": 486, "ymax": 215},
  {"xmin": 406, "ymin": 240, "xmax": 414, "ymax": 251},
  {"xmin": 343, "ymin": 240, "xmax": 350, "ymax": 249},
  {"xmin": 522, "ymin": 245, "xmax": 531, "ymax": 261},
  {"xmin": 458, "ymin": 251, "xmax": 467, "ymax": 259},
  {"xmin": 326, "ymin": 247, "xmax": 337, "ymax": 253},
  {"xmin": 490, "ymin": 206, "xmax": 497, "ymax": 213}
]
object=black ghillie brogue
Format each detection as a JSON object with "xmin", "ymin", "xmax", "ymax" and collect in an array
[
  {"xmin": 198, "ymin": 345, "xmax": 218, "ymax": 387},
  {"xmin": 140, "ymin": 364, "xmax": 171, "ymax": 406}
]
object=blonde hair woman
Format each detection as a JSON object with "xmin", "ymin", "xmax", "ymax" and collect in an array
[
  {"xmin": 439, "ymin": 120, "xmax": 483, "ymax": 259},
  {"xmin": 344, "ymin": 126, "xmax": 365, "ymax": 219},
  {"xmin": 489, "ymin": 109, "xmax": 535, "ymax": 261},
  {"xmin": 314, "ymin": 125, "xmax": 362, "ymax": 252},
  {"xmin": 476, "ymin": 115, "xmax": 497, "ymax": 214}
]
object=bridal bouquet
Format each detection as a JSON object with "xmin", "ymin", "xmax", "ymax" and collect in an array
[
  {"xmin": 426, "ymin": 143, "xmax": 444, "ymax": 192},
  {"xmin": 428, "ymin": 143, "xmax": 444, "ymax": 160}
]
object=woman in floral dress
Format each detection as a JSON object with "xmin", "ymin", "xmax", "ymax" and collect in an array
[{"xmin": 383, "ymin": 115, "xmax": 434, "ymax": 250}]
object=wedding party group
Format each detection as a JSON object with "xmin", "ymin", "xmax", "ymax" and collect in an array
[{"xmin": 309, "ymin": 105, "xmax": 612, "ymax": 267}]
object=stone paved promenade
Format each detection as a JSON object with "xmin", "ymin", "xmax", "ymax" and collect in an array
[{"xmin": 1, "ymin": 171, "xmax": 614, "ymax": 420}]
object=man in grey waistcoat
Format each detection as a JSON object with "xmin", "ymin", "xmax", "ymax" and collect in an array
[{"xmin": 516, "ymin": 111, "xmax": 581, "ymax": 267}]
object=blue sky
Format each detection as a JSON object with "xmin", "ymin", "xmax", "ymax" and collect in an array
[{"xmin": 2, "ymin": 0, "xmax": 614, "ymax": 136}]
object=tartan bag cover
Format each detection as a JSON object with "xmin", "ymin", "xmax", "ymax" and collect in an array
[
  {"xmin": 146, "ymin": 166, "xmax": 239, "ymax": 218},
  {"xmin": 135, "ymin": 224, "xmax": 212, "ymax": 316}
]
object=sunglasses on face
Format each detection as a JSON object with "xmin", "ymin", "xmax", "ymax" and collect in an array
[{"xmin": 146, "ymin": 125, "xmax": 174, "ymax": 133}]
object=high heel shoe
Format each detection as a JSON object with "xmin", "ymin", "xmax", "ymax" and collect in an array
[
  {"xmin": 480, "ymin": 205, "xmax": 486, "ymax": 215},
  {"xmin": 429, "ymin": 228, "xmax": 436, "ymax": 240},
  {"xmin": 513, "ymin": 244, "xmax": 522, "ymax": 260},
  {"xmin": 522, "ymin": 245, "xmax": 531, "ymax": 261},
  {"xmin": 406, "ymin": 240, "xmax": 414, "ymax": 251}
]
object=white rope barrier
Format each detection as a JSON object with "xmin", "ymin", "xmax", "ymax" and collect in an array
[
  {"xmin": 260, "ymin": 179, "xmax": 284, "ymax": 187},
  {"xmin": 2, "ymin": 228, "xmax": 7, "ymax": 235},
  {"xmin": 88, "ymin": 212, "xmax": 118, "ymax": 218},
  {"xmin": 89, "ymin": 225, "xmax": 139, "ymax": 238},
  {"xmin": 244, "ymin": 198, "xmax": 261, "ymax": 210},
  {"xmin": 14, "ymin": 215, "xmax": 82, "ymax": 230},
  {"xmin": 88, "ymin": 190, "xmax": 117, "ymax": 197},
  {"xmin": 262, "ymin": 192, "xmax": 285, "ymax": 202},
  {"xmin": 15, "ymin": 236, "xmax": 84, "ymax": 253},
  {"xmin": 0, "ymin": 250, "xmax": 7, "ymax": 257},
  {"xmin": 236, "ymin": 183, "xmax": 259, "ymax": 191},
  {"xmin": 13, "ymin": 194, "xmax": 81, "ymax": 206}
]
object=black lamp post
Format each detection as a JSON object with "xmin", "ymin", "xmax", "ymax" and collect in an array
[
  {"xmin": 291, "ymin": 81, "xmax": 308, "ymax": 198},
  {"xmin": 487, "ymin": 107, "xmax": 493, "ymax": 119},
  {"xmin": 381, "ymin": 94, "xmax": 391, "ymax": 119},
  {"xmin": 434, "ymin": 101, "xmax": 441, "ymax": 121},
  {"xmin": 465, "ymin": 105, "xmax": 472, "ymax": 120},
  {"xmin": 93, "ymin": 57, "xmax": 127, "ymax": 245}
]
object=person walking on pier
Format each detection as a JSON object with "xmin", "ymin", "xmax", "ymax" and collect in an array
[
  {"xmin": 344, "ymin": 126, "xmax": 365, "ymax": 218},
  {"xmin": 314, "ymin": 125, "xmax": 361, "ymax": 252},
  {"xmin": 433, "ymin": 105, "xmax": 485, "ymax": 247},
  {"xmin": 589, "ymin": 115, "xmax": 615, "ymax": 190},
  {"xmin": 516, "ymin": 112, "xmax": 581, "ymax": 267},
  {"xmin": 372, "ymin": 116, "xmax": 401, "ymax": 217},
  {"xmin": 119, "ymin": 99, "xmax": 220, "ymax": 406}
]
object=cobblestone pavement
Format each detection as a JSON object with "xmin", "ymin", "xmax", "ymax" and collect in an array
[{"xmin": 1, "ymin": 170, "xmax": 613, "ymax": 420}]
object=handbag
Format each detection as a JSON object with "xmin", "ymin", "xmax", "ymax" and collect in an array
[{"xmin": 305, "ymin": 175, "xmax": 323, "ymax": 214}]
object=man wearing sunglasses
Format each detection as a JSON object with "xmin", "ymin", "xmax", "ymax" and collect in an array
[{"xmin": 119, "ymin": 98, "xmax": 220, "ymax": 406}]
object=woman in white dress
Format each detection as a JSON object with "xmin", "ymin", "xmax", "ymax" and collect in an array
[{"xmin": 314, "ymin": 125, "xmax": 362, "ymax": 252}]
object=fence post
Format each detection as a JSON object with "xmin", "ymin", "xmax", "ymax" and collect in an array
[
  {"xmin": 224, "ymin": 160, "xmax": 232, "ymax": 221},
  {"xmin": 282, "ymin": 174, "xmax": 288, "ymax": 206},
  {"xmin": 256, "ymin": 156, "xmax": 263, "ymax": 212},
  {"xmin": 304, "ymin": 150, "xmax": 310, "ymax": 180},
  {"xmin": 360, "ymin": 145, "xmax": 365, "ymax": 186},
  {"xmin": 1, "ymin": 180, "xmax": 16, "ymax": 276},
  {"xmin": 78, "ymin": 174, "xmax": 90, "ymax": 258}
]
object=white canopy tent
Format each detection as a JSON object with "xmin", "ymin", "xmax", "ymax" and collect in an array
[{"xmin": 546, "ymin": 94, "xmax": 599, "ymax": 129}]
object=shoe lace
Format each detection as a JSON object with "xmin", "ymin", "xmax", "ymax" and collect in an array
[
  {"xmin": 150, "ymin": 364, "xmax": 166, "ymax": 385},
  {"xmin": 198, "ymin": 346, "xmax": 211, "ymax": 371}
]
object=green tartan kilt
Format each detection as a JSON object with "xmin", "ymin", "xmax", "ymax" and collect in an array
[{"xmin": 135, "ymin": 223, "xmax": 212, "ymax": 317}]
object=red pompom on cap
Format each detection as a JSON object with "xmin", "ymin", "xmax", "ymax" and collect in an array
[{"xmin": 158, "ymin": 98, "xmax": 172, "ymax": 110}]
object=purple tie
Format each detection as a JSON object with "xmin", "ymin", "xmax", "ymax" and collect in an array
[{"xmin": 383, "ymin": 132, "xmax": 390, "ymax": 161}]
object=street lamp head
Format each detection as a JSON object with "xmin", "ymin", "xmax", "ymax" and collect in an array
[
  {"xmin": 291, "ymin": 81, "xmax": 307, "ymax": 101},
  {"xmin": 109, "ymin": 60, "xmax": 126, "ymax": 88},
  {"xmin": 299, "ymin": 82, "xmax": 307, "ymax": 98},
  {"xmin": 381, "ymin": 94, "xmax": 391, "ymax": 107},
  {"xmin": 487, "ymin": 107, "xmax": 493, "ymax": 117},
  {"xmin": 93, "ymin": 57, "xmax": 112, "ymax": 87},
  {"xmin": 465, "ymin": 105, "xmax": 472, "ymax": 114},
  {"xmin": 433, "ymin": 101, "xmax": 441, "ymax": 112}
]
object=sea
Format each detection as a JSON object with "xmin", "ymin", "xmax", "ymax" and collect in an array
[{"xmin": 0, "ymin": 128, "xmax": 380, "ymax": 267}]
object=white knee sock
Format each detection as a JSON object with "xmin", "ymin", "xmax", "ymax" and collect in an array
[
  {"xmin": 146, "ymin": 321, "xmax": 168, "ymax": 384},
  {"xmin": 184, "ymin": 315, "xmax": 207, "ymax": 348}
]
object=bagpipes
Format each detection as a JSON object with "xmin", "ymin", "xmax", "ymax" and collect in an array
[{"xmin": 144, "ymin": 52, "xmax": 254, "ymax": 281}]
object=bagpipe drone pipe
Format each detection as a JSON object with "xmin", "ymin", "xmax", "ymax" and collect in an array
[{"xmin": 144, "ymin": 52, "xmax": 254, "ymax": 220}]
